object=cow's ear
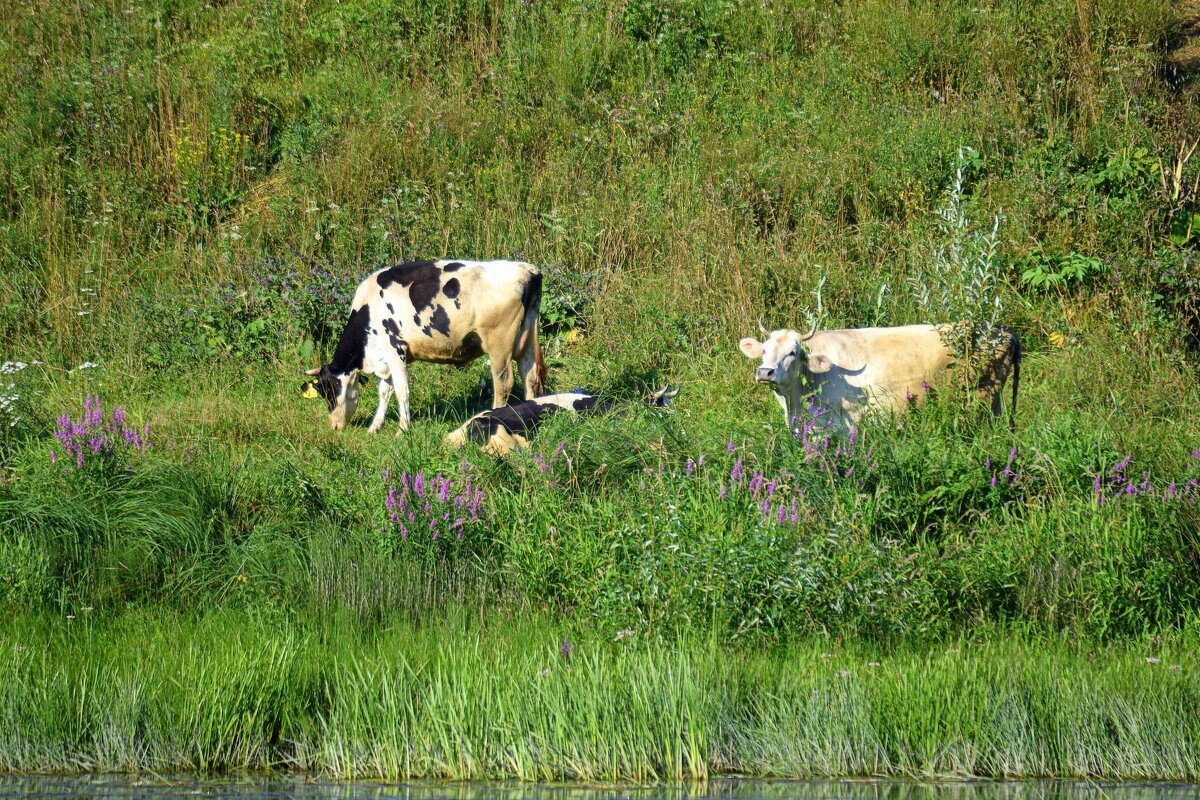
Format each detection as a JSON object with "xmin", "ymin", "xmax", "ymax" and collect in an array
[
  {"xmin": 807, "ymin": 354, "xmax": 833, "ymax": 373},
  {"xmin": 739, "ymin": 338, "xmax": 764, "ymax": 359},
  {"xmin": 300, "ymin": 381, "xmax": 320, "ymax": 399}
]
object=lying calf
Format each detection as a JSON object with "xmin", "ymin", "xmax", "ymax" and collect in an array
[{"xmin": 445, "ymin": 387, "xmax": 678, "ymax": 456}]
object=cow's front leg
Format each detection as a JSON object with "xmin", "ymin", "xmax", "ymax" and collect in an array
[{"xmin": 368, "ymin": 376, "xmax": 394, "ymax": 434}]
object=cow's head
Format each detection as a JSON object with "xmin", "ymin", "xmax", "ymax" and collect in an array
[
  {"xmin": 300, "ymin": 365, "xmax": 363, "ymax": 430},
  {"xmin": 739, "ymin": 328, "xmax": 832, "ymax": 391}
]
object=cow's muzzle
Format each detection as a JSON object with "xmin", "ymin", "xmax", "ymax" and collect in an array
[{"xmin": 755, "ymin": 367, "xmax": 778, "ymax": 384}]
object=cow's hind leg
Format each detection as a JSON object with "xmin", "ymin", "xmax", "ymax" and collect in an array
[
  {"xmin": 482, "ymin": 332, "xmax": 517, "ymax": 408},
  {"xmin": 516, "ymin": 340, "xmax": 542, "ymax": 400},
  {"xmin": 514, "ymin": 280, "xmax": 545, "ymax": 398},
  {"xmin": 487, "ymin": 356, "xmax": 514, "ymax": 409}
]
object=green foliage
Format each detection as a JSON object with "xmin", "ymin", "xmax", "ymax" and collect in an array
[
  {"xmin": 540, "ymin": 262, "xmax": 603, "ymax": 334},
  {"xmin": 0, "ymin": 361, "xmax": 46, "ymax": 466},
  {"xmin": 0, "ymin": 0, "xmax": 1199, "ymax": 777},
  {"xmin": 1019, "ymin": 250, "xmax": 1108, "ymax": 290},
  {"xmin": 908, "ymin": 147, "xmax": 1005, "ymax": 358}
]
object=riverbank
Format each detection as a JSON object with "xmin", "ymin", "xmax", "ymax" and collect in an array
[{"xmin": 2, "ymin": 610, "xmax": 1196, "ymax": 781}]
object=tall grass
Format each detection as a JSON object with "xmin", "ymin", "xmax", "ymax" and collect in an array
[
  {"xmin": 1, "ymin": 610, "xmax": 1197, "ymax": 780},
  {"xmin": 1, "ymin": 0, "xmax": 1200, "ymax": 781},
  {"xmin": 2, "ymin": 389, "xmax": 1198, "ymax": 640}
]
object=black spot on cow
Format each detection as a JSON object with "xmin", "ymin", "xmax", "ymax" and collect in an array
[
  {"xmin": 465, "ymin": 401, "xmax": 563, "ymax": 444},
  {"xmin": 376, "ymin": 260, "xmax": 442, "ymax": 311},
  {"xmin": 429, "ymin": 305, "xmax": 451, "ymax": 336},
  {"xmin": 381, "ymin": 318, "xmax": 407, "ymax": 357},
  {"xmin": 413, "ymin": 314, "xmax": 422, "ymax": 327},
  {"xmin": 379, "ymin": 290, "xmax": 384, "ymax": 298},
  {"xmin": 442, "ymin": 277, "xmax": 460, "ymax": 299},
  {"xmin": 452, "ymin": 331, "xmax": 483, "ymax": 362},
  {"xmin": 421, "ymin": 326, "xmax": 432, "ymax": 337},
  {"xmin": 386, "ymin": 303, "xmax": 394, "ymax": 313},
  {"xmin": 571, "ymin": 394, "xmax": 617, "ymax": 415},
  {"xmin": 313, "ymin": 366, "xmax": 343, "ymax": 412},
  {"xmin": 328, "ymin": 305, "xmax": 370, "ymax": 375},
  {"xmin": 442, "ymin": 261, "xmax": 465, "ymax": 272}
]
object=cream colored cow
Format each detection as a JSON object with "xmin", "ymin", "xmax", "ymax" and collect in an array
[{"xmin": 738, "ymin": 322, "xmax": 1020, "ymax": 433}]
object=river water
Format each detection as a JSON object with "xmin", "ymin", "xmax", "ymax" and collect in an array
[{"xmin": 1, "ymin": 777, "xmax": 1198, "ymax": 800}]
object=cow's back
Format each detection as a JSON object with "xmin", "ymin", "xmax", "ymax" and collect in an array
[
  {"xmin": 810, "ymin": 325, "xmax": 952, "ymax": 412},
  {"xmin": 353, "ymin": 259, "xmax": 538, "ymax": 364}
]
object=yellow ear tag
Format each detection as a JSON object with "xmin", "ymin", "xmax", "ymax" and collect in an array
[{"xmin": 301, "ymin": 382, "xmax": 320, "ymax": 399}]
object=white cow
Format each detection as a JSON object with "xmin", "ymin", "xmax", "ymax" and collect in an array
[{"xmin": 739, "ymin": 322, "xmax": 1021, "ymax": 433}]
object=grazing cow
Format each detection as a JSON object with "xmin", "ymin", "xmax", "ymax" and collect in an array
[
  {"xmin": 301, "ymin": 259, "xmax": 545, "ymax": 433},
  {"xmin": 444, "ymin": 386, "xmax": 679, "ymax": 456},
  {"xmin": 738, "ymin": 322, "xmax": 1020, "ymax": 433}
]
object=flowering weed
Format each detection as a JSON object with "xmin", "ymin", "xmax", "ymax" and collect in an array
[
  {"xmin": 378, "ymin": 463, "xmax": 488, "ymax": 560},
  {"xmin": 49, "ymin": 396, "xmax": 150, "ymax": 476}
]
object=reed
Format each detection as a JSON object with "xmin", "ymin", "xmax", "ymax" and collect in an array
[{"xmin": 0, "ymin": 611, "xmax": 1196, "ymax": 780}]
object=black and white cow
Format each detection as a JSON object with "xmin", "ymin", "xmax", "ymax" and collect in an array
[
  {"xmin": 444, "ymin": 387, "xmax": 678, "ymax": 456},
  {"xmin": 302, "ymin": 259, "xmax": 545, "ymax": 433}
]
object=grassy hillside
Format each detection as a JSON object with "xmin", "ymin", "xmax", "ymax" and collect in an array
[{"xmin": 1, "ymin": 0, "xmax": 1200, "ymax": 778}]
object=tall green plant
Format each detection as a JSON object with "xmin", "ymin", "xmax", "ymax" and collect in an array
[{"xmin": 908, "ymin": 147, "xmax": 1008, "ymax": 372}]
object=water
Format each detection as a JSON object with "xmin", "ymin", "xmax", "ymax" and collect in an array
[{"xmin": 0, "ymin": 777, "xmax": 1197, "ymax": 800}]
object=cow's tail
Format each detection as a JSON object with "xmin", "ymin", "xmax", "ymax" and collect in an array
[
  {"xmin": 1008, "ymin": 331, "xmax": 1022, "ymax": 431},
  {"xmin": 533, "ymin": 341, "xmax": 547, "ymax": 398},
  {"xmin": 520, "ymin": 269, "xmax": 546, "ymax": 397}
]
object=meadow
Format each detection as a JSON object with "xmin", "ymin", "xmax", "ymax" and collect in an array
[{"xmin": 1, "ymin": 0, "xmax": 1200, "ymax": 781}]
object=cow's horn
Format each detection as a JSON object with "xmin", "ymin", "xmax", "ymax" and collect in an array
[
  {"xmin": 802, "ymin": 318, "xmax": 819, "ymax": 340},
  {"xmin": 757, "ymin": 317, "xmax": 769, "ymax": 337},
  {"xmin": 301, "ymin": 367, "xmax": 321, "ymax": 376}
]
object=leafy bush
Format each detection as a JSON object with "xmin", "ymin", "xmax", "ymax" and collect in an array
[
  {"xmin": 540, "ymin": 262, "xmax": 604, "ymax": 335},
  {"xmin": 1019, "ymin": 250, "xmax": 1109, "ymax": 291}
]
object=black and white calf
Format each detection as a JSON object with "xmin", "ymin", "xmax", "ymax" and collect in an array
[
  {"xmin": 444, "ymin": 387, "xmax": 678, "ymax": 456},
  {"xmin": 302, "ymin": 259, "xmax": 545, "ymax": 433}
]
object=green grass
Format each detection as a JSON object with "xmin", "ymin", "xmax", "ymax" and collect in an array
[
  {"xmin": 2, "ymin": 0, "xmax": 1200, "ymax": 781},
  {"xmin": 1, "ymin": 610, "xmax": 1198, "ymax": 780}
]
